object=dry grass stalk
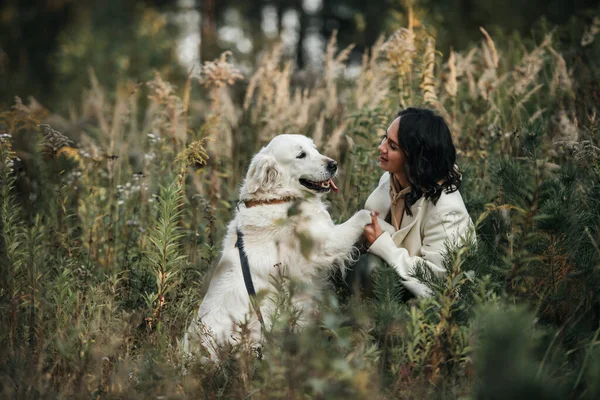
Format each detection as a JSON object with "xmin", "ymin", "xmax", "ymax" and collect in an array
[
  {"xmin": 511, "ymin": 34, "xmax": 552, "ymax": 96},
  {"xmin": 0, "ymin": 96, "xmax": 47, "ymax": 135},
  {"xmin": 354, "ymin": 36, "xmax": 390, "ymax": 109},
  {"xmin": 294, "ymin": 88, "xmax": 312, "ymax": 128},
  {"xmin": 479, "ymin": 27, "xmax": 499, "ymax": 69},
  {"xmin": 182, "ymin": 66, "xmax": 195, "ymax": 138},
  {"xmin": 194, "ymin": 52, "xmax": 243, "ymax": 160},
  {"xmin": 515, "ymin": 83, "xmax": 544, "ymax": 112},
  {"xmin": 444, "ymin": 50, "xmax": 458, "ymax": 98},
  {"xmin": 195, "ymin": 51, "xmax": 243, "ymax": 110},
  {"xmin": 382, "ymin": 28, "xmax": 416, "ymax": 78},
  {"xmin": 476, "ymin": 28, "xmax": 500, "ymax": 101},
  {"xmin": 553, "ymin": 110, "xmax": 579, "ymax": 143},
  {"xmin": 381, "ymin": 28, "xmax": 417, "ymax": 108},
  {"xmin": 243, "ymin": 44, "xmax": 284, "ymax": 112},
  {"xmin": 146, "ymin": 71, "xmax": 185, "ymax": 151},
  {"xmin": 454, "ymin": 48, "xmax": 478, "ymax": 99},
  {"xmin": 324, "ymin": 30, "xmax": 355, "ymax": 117},
  {"xmin": 39, "ymin": 124, "xmax": 72, "ymax": 155},
  {"xmin": 528, "ymin": 107, "xmax": 547, "ymax": 124},
  {"xmin": 324, "ymin": 120, "xmax": 348, "ymax": 158},
  {"xmin": 555, "ymin": 140, "xmax": 600, "ymax": 162},
  {"xmin": 548, "ymin": 46, "xmax": 573, "ymax": 96},
  {"xmin": 420, "ymin": 36, "xmax": 439, "ymax": 106},
  {"xmin": 85, "ymin": 69, "xmax": 111, "ymax": 137},
  {"xmin": 108, "ymin": 83, "xmax": 130, "ymax": 159},
  {"xmin": 581, "ymin": 16, "xmax": 600, "ymax": 47},
  {"xmin": 312, "ymin": 111, "xmax": 326, "ymax": 147}
]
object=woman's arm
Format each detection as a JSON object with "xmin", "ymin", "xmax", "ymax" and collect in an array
[{"xmin": 367, "ymin": 199, "xmax": 473, "ymax": 297}]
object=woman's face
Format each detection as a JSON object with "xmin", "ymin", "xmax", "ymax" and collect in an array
[{"xmin": 378, "ymin": 116, "xmax": 406, "ymax": 175}]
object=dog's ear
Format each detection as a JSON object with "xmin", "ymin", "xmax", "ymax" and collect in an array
[{"xmin": 245, "ymin": 152, "xmax": 282, "ymax": 194}]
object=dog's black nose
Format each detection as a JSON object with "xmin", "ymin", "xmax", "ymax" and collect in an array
[{"xmin": 326, "ymin": 160, "xmax": 338, "ymax": 173}]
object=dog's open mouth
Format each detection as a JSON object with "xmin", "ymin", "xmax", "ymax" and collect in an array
[{"xmin": 299, "ymin": 178, "xmax": 339, "ymax": 193}]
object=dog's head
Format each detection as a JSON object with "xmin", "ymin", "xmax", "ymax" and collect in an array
[{"xmin": 240, "ymin": 134, "xmax": 338, "ymax": 200}]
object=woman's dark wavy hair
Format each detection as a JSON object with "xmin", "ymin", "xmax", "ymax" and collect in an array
[{"xmin": 395, "ymin": 107, "xmax": 461, "ymax": 215}]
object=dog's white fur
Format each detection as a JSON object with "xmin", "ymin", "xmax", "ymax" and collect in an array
[{"xmin": 183, "ymin": 134, "xmax": 372, "ymax": 360}]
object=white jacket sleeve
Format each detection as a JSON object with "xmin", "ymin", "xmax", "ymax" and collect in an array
[{"xmin": 367, "ymin": 200, "xmax": 471, "ymax": 298}]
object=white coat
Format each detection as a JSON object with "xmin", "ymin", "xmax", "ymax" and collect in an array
[{"xmin": 364, "ymin": 172, "xmax": 474, "ymax": 297}]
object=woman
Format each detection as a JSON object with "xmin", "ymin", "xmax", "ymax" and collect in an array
[{"xmin": 353, "ymin": 107, "xmax": 473, "ymax": 298}]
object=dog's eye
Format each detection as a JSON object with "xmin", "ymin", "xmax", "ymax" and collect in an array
[{"xmin": 296, "ymin": 152, "xmax": 306, "ymax": 159}]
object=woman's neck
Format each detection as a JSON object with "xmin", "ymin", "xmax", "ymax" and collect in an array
[{"xmin": 393, "ymin": 172, "xmax": 410, "ymax": 189}]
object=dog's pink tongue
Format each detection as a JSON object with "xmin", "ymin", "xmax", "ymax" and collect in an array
[{"xmin": 329, "ymin": 179, "xmax": 339, "ymax": 193}]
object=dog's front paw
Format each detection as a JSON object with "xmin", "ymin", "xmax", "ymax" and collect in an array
[{"xmin": 354, "ymin": 209, "xmax": 374, "ymax": 227}]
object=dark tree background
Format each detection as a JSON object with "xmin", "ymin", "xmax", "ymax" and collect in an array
[{"xmin": 0, "ymin": 0, "xmax": 597, "ymax": 109}]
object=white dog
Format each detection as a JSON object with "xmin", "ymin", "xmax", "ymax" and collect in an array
[{"xmin": 183, "ymin": 134, "xmax": 373, "ymax": 360}]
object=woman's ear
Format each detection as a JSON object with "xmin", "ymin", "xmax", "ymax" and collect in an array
[{"xmin": 245, "ymin": 152, "xmax": 282, "ymax": 194}]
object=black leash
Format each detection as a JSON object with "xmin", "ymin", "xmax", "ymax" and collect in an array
[{"xmin": 235, "ymin": 228, "xmax": 265, "ymax": 326}]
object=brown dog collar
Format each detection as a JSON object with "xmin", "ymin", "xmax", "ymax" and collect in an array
[{"xmin": 243, "ymin": 197, "xmax": 296, "ymax": 208}]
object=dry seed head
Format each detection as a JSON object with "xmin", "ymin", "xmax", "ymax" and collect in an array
[
  {"xmin": 324, "ymin": 121, "xmax": 347, "ymax": 158},
  {"xmin": 581, "ymin": 17, "xmax": 600, "ymax": 47},
  {"xmin": 243, "ymin": 44, "xmax": 283, "ymax": 111},
  {"xmin": 516, "ymin": 83, "xmax": 544, "ymax": 111},
  {"xmin": 312, "ymin": 112, "xmax": 326, "ymax": 147},
  {"xmin": 294, "ymin": 88, "xmax": 311, "ymax": 127},
  {"xmin": 528, "ymin": 107, "xmax": 547, "ymax": 124},
  {"xmin": 444, "ymin": 50, "xmax": 458, "ymax": 98},
  {"xmin": 453, "ymin": 48, "xmax": 478, "ymax": 99},
  {"xmin": 477, "ymin": 69, "xmax": 497, "ymax": 100},
  {"xmin": 324, "ymin": 31, "xmax": 354, "ymax": 117},
  {"xmin": 355, "ymin": 35, "xmax": 390, "ymax": 109},
  {"xmin": 382, "ymin": 29, "xmax": 416, "ymax": 77},
  {"xmin": 479, "ymin": 27, "xmax": 499, "ymax": 69},
  {"xmin": 548, "ymin": 46, "xmax": 573, "ymax": 96},
  {"xmin": 512, "ymin": 34, "xmax": 551, "ymax": 96},
  {"xmin": 147, "ymin": 72, "xmax": 180, "ymax": 107},
  {"xmin": 553, "ymin": 110, "xmax": 579, "ymax": 142},
  {"xmin": 176, "ymin": 138, "xmax": 209, "ymax": 168},
  {"xmin": 555, "ymin": 140, "xmax": 600, "ymax": 162},
  {"xmin": 420, "ymin": 37, "xmax": 439, "ymax": 105},
  {"xmin": 196, "ymin": 51, "xmax": 244, "ymax": 90},
  {"xmin": 39, "ymin": 124, "xmax": 73, "ymax": 155}
]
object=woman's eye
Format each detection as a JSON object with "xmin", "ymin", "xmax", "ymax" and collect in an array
[{"xmin": 297, "ymin": 152, "xmax": 306, "ymax": 159}]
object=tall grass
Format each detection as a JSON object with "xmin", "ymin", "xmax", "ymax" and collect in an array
[{"xmin": 1, "ymin": 14, "xmax": 600, "ymax": 398}]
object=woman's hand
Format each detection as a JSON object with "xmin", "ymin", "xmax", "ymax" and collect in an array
[{"xmin": 364, "ymin": 211, "xmax": 384, "ymax": 245}]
